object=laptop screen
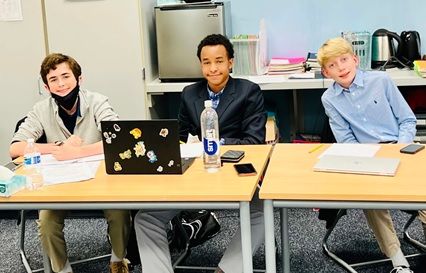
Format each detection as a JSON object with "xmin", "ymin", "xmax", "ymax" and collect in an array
[{"xmin": 101, "ymin": 120, "xmax": 186, "ymax": 174}]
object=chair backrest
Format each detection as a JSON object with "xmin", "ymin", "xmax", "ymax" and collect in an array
[
  {"xmin": 265, "ymin": 115, "xmax": 279, "ymax": 144},
  {"xmin": 14, "ymin": 117, "xmax": 47, "ymax": 145}
]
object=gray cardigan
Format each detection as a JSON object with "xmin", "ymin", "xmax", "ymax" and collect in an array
[{"xmin": 12, "ymin": 89, "xmax": 118, "ymax": 144}]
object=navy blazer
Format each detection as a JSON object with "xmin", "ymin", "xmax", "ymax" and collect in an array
[{"xmin": 178, "ymin": 77, "xmax": 267, "ymax": 144}]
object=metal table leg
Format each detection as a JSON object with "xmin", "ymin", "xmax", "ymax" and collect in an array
[
  {"xmin": 240, "ymin": 201, "xmax": 253, "ymax": 273},
  {"xmin": 264, "ymin": 200, "xmax": 276, "ymax": 273},
  {"xmin": 281, "ymin": 208, "xmax": 290, "ymax": 273}
]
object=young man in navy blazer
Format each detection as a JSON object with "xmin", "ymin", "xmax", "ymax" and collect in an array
[
  {"xmin": 134, "ymin": 34, "xmax": 267, "ymax": 273},
  {"xmin": 178, "ymin": 34, "xmax": 266, "ymax": 145}
]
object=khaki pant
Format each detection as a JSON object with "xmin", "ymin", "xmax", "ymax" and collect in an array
[
  {"xmin": 364, "ymin": 209, "xmax": 426, "ymax": 257},
  {"xmin": 364, "ymin": 209, "xmax": 401, "ymax": 257},
  {"xmin": 37, "ymin": 209, "xmax": 131, "ymax": 273},
  {"xmin": 418, "ymin": 210, "xmax": 426, "ymax": 224}
]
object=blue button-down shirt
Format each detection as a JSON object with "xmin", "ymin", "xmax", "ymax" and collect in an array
[
  {"xmin": 321, "ymin": 70, "xmax": 416, "ymax": 143},
  {"xmin": 207, "ymin": 87, "xmax": 224, "ymax": 110},
  {"xmin": 207, "ymin": 86, "xmax": 225, "ymax": 144}
]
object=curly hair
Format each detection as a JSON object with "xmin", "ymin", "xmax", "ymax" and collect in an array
[
  {"xmin": 40, "ymin": 53, "xmax": 81, "ymax": 85},
  {"xmin": 196, "ymin": 34, "xmax": 234, "ymax": 60}
]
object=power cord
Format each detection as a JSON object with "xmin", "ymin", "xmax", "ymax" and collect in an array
[{"xmin": 378, "ymin": 56, "xmax": 412, "ymax": 71}]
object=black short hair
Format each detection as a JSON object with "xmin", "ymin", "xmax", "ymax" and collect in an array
[{"xmin": 196, "ymin": 34, "xmax": 234, "ymax": 60}]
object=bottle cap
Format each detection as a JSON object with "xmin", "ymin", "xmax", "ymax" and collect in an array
[{"xmin": 204, "ymin": 100, "xmax": 212, "ymax": 108}]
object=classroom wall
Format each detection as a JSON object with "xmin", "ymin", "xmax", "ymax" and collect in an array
[
  {"xmin": 224, "ymin": 0, "xmax": 426, "ymax": 140},
  {"xmin": 229, "ymin": 0, "xmax": 426, "ymax": 58}
]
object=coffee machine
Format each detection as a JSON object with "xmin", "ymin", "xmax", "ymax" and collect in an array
[
  {"xmin": 398, "ymin": 31, "xmax": 421, "ymax": 67},
  {"xmin": 372, "ymin": 29, "xmax": 422, "ymax": 69},
  {"xmin": 371, "ymin": 29, "xmax": 401, "ymax": 69}
]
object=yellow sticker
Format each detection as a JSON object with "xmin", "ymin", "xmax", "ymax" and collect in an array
[
  {"xmin": 130, "ymin": 128, "xmax": 142, "ymax": 139},
  {"xmin": 113, "ymin": 162, "xmax": 122, "ymax": 172},
  {"xmin": 134, "ymin": 141, "xmax": 146, "ymax": 158},
  {"xmin": 119, "ymin": 149, "xmax": 132, "ymax": 160}
]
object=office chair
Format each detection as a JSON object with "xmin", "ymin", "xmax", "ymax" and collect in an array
[
  {"xmin": 320, "ymin": 209, "xmax": 426, "ymax": 272},
  {"xmin": 13, "ymin": 117, "xmax": 110, "ymax": 273},
  {"xmin": 319, "ymin": 120, "xmax": 426, "ymax": 272}
]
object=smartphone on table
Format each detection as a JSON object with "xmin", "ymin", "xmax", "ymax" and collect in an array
[
  {"xmin": 3, "ymin": 161, "xmax": 22, "ymax": 171},
  {"xmin": 400, "ymin": 143, "xmax": 425, "ymax": 154},
  {"xmin": 234, "ymin": 163, "xmax": 257, "ymax": 176},
  {"xmin": 221, "ymin": 150, "xmax": 245, "ymax": 163}
]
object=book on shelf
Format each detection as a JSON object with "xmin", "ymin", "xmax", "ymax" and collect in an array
[
  {"xmin": 414, "ymin": 135, "xmax": 426, "ymax": 143},
  {"xmin": 416, "ymin": 119, "xmax": 426, "ymax": 126},
  {"xmin": 306, "ymin": 52, "xmax": 317, "ymax": 62},
  {"xmin": 413, "ymin": 60, "xmax": 426, "ymax": 78},
  {"xmin": 415, "ymin": 113, "xmax": 426, "ymax": 126},
  {"xmin": 415, "ymin": 113, "xmax": 426, "ymax": 119},
  {"xmin": 415, "ymin": 128, "xmax": 426, "ymax": 136},
  {"xmin": 267, "ymin": 57, "xmax": 305, "ymax": 75},
  {"xmin": 305, "ymin": 52, "xmax": 321, "ymax": 71}
]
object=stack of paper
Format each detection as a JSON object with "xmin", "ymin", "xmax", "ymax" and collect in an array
[
  {"xmin": 267, "ymin": 57, "xmax": 305, "ymax": 75},
  {"xmin": 414, "ymin": 60, "xmax": 426, "ymax": 78},
  {"xmin": 40, "ymin": 154, "xmax": 103, "ymax": 185},
  {"xmin": 305, "ymin": 52, "xmax": 321, "ymax": 72}
]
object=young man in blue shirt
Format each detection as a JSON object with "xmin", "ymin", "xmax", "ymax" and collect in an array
[{"xmin": 318, "ymin": 37, "xmax": 425, "ymax": 273}]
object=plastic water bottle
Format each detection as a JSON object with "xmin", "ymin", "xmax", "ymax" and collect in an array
[
  {"xmin": 201, "ymin": 100, "xmax": 221, "ymax": 172},
  {"xmin": 23, "ymin": 138, "xmax": 43, "ymax": 190}
]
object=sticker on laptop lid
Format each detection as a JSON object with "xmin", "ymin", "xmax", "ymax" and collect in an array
[
  {"xmin": 159, "ymin": 128, "xmax": 169, "ymax": 137},
  {"xmin": 147, "ymin": 150, "xmax": 157, "ymax": 163},
  {"xmin": 133, "ymin": 141, "xmax": 146, "ymax": 157},
  {"xmin": 130, "ymin": 128, "xmax": 142, "ymax": 139},
  {"xmin": 113, "ymin": 123, "xmax": 121, "ymax": 132},
  {"xmin": 113, "ymin": 162, "xmax": 122, "ymax": 172},
  {"xmin": 119, "ymin": 149, "xmax": 132, "ymax": 160}
]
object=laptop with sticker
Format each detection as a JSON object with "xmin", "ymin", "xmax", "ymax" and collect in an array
[
  {"xmin": 313, "ymin": 155, "xmax": 400, "ymax": 176},
  {"xmin": 101, "ymin": 120, "xmax": 195, "ymax": 174}
]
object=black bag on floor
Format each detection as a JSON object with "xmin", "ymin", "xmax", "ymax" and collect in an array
[
  {"xmin": 126, "ymin": 210, "xmax": 141, "ymax": 267},
  {"xmin": 168, "ymin": 210, "xmax": 221, "ymax": 251},
  {"xmin": 126, "ymin": 210, "xmax": 221, "ymax": 266}
]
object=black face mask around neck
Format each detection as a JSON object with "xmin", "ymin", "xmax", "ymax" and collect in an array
[{"xmin": 51, "ymin": 85, "xmax": 80, "ymax": 110}]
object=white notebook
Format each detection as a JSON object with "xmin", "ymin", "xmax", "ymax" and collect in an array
[{"xmin": 313, "ymin": 155, "xmax": 400, "ymax": 176}]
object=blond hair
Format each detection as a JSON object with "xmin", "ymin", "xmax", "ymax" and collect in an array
[{"xmin": 317, "ymin": 37, "xmax": 354, "ymax": 68}]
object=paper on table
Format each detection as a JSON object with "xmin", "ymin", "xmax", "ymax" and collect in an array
[
  {"xmin": 40, "ymin": 154, "xmax": 104, "ymax": 165},
  {"xmin": 247, "ymin": 75, "xmax": 287, "ymax": 84},
  {"xmin": 288, "ymin": 72, "xmax": 315, "ymax": 79},
  {"xmin": 42, "ymin": 161, "xmax": 100, "ymax": 185},
  {"xmin": 180, "ymin": 143, "xmax": 203, "ymax": 158},
  {"xmin": 318, "ymin": 143, "xmax": 380, "ymax": 158}
]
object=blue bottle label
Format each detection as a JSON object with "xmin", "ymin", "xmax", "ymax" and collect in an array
[
  {"xmin": 24, "ymin": 154, "xmax": 41, "ymax": 165},
  {"xmin": 203, "ymin": 138, "xmax": 218, "ymax": 156}
]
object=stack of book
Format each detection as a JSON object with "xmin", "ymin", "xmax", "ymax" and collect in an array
[
  {"xmin": 415, "ymin": 113, "xmax": 426, "ymax": 143},
  {"xmin": 267, "ymin": 57, "xmax": 305, "ymax": 75},
  {"xmin": 413, "ymin": 60, "xmax": 426, "ymax": 78},
  {"xmin": 305, "ymin": 52, "xmax": 321, "ymax": 72}
]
